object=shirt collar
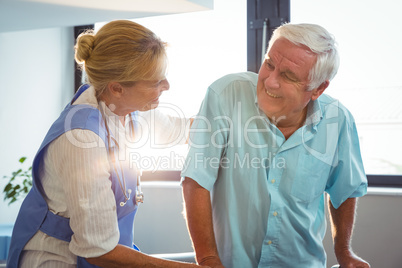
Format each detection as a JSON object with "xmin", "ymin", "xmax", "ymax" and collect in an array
[
  {"xmin": 72, "ymin": 85, "xmax": 98, "ymax": 108},
  {"xmin": 304, "ymin": 98, "xmax": 323, "ymax": 131},
  {"xmin": 254, "ymin": 94, "xmax": 270, "ymax": 121},
  {"xmin": 99, "ymin": 101, "xmax": 118, "ymax": 118},
  {"xmin": 73, "ymin": 85, "xmax": 127, "ymax": 133},
  {"xmin": 72, "ymin": 85, "xmax": 121, "ymax": 119}
]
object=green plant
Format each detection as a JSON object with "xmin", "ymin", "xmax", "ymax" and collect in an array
[{"xmin": 3, "ymin": 157, "xmax": 32, "ymax": 205}]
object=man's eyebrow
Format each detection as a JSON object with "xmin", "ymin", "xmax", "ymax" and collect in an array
[
  {"xmin": 265, "ymin": 55, "xmax": 275, "ymax": 66},
  {"xmin": 283, "ymin": 68, "xmax": 300, "ymax": 81},
  {"xmin": 265, "ymin": 54, "xmax": 300, "ymax": 80}
]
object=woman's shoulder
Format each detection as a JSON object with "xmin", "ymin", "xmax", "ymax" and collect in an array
[{"xmin": 72, "ymin": 85, "xmax": 99, "ymax": 108}]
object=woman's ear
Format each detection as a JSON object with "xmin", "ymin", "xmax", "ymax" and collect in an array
[
  {"xmin": 107, "ymin": 82, "xmax": 124, "ymax": 97},
  {"xmin": 311, "ymin": 80, "xmax": 329, "ymax": 101}
]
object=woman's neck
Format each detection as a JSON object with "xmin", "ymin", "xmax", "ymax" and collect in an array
[{"xmin": 99, "ymin": 95, "xmax": 126, "ymax": 126}]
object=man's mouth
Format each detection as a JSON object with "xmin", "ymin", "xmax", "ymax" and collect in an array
[{"xmin": 266, "ymin": 90, "xmax": 280, "ymax": 98}]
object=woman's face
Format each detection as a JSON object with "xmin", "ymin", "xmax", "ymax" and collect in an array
[{"xmin": 118, "ymin": 79, "xmax": 170, "ymax": 114}]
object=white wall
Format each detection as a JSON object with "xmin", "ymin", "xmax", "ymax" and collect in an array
[
  {"xmin": 0, "ymin": 27, "xmax": 74, "ymax": 223},
  {"xmin": 323, "ymin": 192, "xmax": 402, "ymax": 268},
  {"xmin": 134, "ymin": 182, "xmax": 193, "ymax": 254}
]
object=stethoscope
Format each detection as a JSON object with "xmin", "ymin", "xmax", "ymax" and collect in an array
[{"xmin": 103, "ymin": 113, "xmax": 144, "ymax": 207}]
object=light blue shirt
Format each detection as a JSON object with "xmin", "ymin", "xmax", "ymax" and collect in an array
[{"xmin": 181, "ymin": 72, "xmax": 367, "ymax": 268}]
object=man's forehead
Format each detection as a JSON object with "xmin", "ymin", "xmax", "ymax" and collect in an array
[{"xmin": 267, "ymin": 39, "xmax": 316, "ymax": 70}]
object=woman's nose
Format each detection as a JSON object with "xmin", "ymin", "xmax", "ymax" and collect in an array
[{"xmin": 161, "ymin": 79, "xmax": 170, "ymax": 91}]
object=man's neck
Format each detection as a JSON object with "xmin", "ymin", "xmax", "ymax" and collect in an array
[{"xmin": 274, "ymin": 107, "xmax": 308, "ymax": 140}]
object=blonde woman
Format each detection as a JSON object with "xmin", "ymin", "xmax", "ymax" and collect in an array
[{"xmin": 8, "ymin": 20, "xmax": 201, "ymax": 268}]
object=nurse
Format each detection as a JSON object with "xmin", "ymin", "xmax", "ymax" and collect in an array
[{"xmin": 7, "ymin": 20, "xmax": 201, "ymax": 268}]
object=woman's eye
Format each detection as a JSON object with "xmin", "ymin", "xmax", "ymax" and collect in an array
[{"xmin": 153, "ymin": 81, "xmax": 162, "ymax": 87}]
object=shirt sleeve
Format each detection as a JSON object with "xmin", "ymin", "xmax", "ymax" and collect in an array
[
  {"xmin": 181, "ymin": 87, "xmax": 229, "ymax": 191},
  {"xmin": 325, "ymin": 118, "xmax": 368, "ymax": 209},
  {"xmin": 46, "ymin": 129, "xmax": 119, "ymax": 258},
  {"xmin": 137, "ymin": 109, "xmax": 190, "ymax": 147}
]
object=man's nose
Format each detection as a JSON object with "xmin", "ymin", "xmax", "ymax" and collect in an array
[{"xmin": 264, "ymin": 71, "xmax": 280, "ymax": 89}]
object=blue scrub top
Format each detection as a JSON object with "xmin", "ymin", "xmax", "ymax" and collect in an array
[
  {"xmin": 7, "ymin": 85, "xmax": 139, "ymax": 268},
  {"xmin": 181, "ymin": 72, "xmax": 367, "ymax": 268}
]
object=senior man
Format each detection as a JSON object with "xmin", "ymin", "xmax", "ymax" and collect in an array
[{"xmin": 181, "ymin": 23, "xmax": 370, "ymax": 268}]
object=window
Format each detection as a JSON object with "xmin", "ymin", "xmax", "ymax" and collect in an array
[
  {"xmin": 96, "ymin": 0, "xmax": 402, "ymax": 186},
  {"xmin": 291, "ymin": 0, "xmax": 402, "ymax": 182},
  {"xmin": 95, "ymin": 0, "xmax": 247, "ymax": 172}
]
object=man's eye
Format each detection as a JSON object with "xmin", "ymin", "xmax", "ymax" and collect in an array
[
  {"xmin": 266, "ymin": 61, "xmax": 274, "ymax": 69},
  {"xmin": 283, "ymin": 73, "xmax": 297, "ymax": 82}
]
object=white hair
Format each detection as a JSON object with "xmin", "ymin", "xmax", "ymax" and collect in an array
[{"xmin": 267, "ymin": 23, "xmax": 340, "ymax": 90}]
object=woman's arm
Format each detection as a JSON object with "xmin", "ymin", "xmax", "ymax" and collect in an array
[
  {"xmin": 87, "ymin": 244, "xmax": 202, "ymax": 268},
  {"xmin": 138, "ymin": 110, "xmax": 193, "ymax": 146}
]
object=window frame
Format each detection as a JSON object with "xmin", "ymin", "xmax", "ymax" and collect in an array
[{"xmin": 368, "ymin": 175, "xmax": 402, "ymax": 188}]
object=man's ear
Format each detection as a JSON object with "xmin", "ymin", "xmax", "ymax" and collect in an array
[
  {"xmin": 107, "ymin": 82, "xmax": 123, "ymax": 97},
  {"xmin": 311, "ymin": 80, "xmax": 329, "ymax": 101}
]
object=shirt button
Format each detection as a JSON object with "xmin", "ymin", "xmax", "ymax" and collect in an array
[
  {"xmin": 267, "ymin": 240, "xmax": 272, "ymax": 245},
  {"xmin": 271, "ymin": 179, "xmax": 276, "ymax": 184},
  {"xmin": 273, "ymin": 211, "xmax": 278, "ymax": 217}
]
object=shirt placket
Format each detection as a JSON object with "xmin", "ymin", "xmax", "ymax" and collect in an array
[{"xmin": 259, "ymin": 155, "xmax": 284, "ymax": 267}]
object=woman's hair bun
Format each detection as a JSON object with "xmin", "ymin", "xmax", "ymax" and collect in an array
[{"xmin": 74, "ymin": 30, "xmax": 95, "ymax": 64}]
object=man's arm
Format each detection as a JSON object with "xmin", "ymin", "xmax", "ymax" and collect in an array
[
  {"xmin": 328, "ymin": 197, "xmax": 370, "ymax": 268},
  {"xmin": 182, "ymin": 177, "xmax": 224, "ymax": 268}
]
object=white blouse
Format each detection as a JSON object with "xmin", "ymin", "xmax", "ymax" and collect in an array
[{"xmin": 20, "ymin": 86, "xmax": 190, "ymax": 268}]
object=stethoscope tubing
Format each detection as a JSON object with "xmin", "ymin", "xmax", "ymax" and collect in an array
[{"xmin": 103, "ymin": 112, "xmax": 144, "ymax": 207}]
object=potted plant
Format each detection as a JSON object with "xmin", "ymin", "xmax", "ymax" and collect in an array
[{"xmin": 2, "ymin": 157, "xmax": 32, "ymax": 205}]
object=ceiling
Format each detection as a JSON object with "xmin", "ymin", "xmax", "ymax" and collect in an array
[{"xmin": 0, "ymin": 0, "xmax": 214, "ymax": 33}]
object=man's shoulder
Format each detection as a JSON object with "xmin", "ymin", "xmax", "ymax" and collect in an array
[
  {"xmin": 318, "ymin": 94, "xmax": 355, "ymax": 123},
  {"xmin": 209, "ymin": 72, "xmax": 258, "ymax": 95}
]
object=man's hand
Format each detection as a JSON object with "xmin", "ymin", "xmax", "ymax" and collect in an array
[
  {"xmin": 198, "ymin": 256, "xmax": 225, "ymax": 268},
  {"xmin": 336, "ymin": 249, "xmax": 370, "ymax": 268},
  {"xmin": 328, "ymin": 197, "xmax": 370, "ymax": 268}
]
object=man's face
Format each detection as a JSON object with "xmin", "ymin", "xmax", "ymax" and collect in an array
[{"xmin": 257, "ymin": 38, "xmax": 323, "ymax": 126}]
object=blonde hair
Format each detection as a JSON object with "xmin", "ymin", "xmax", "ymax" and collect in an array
[{"xmin": 75, "ymin": 20, "xmax": 168, "ymax": 98}]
